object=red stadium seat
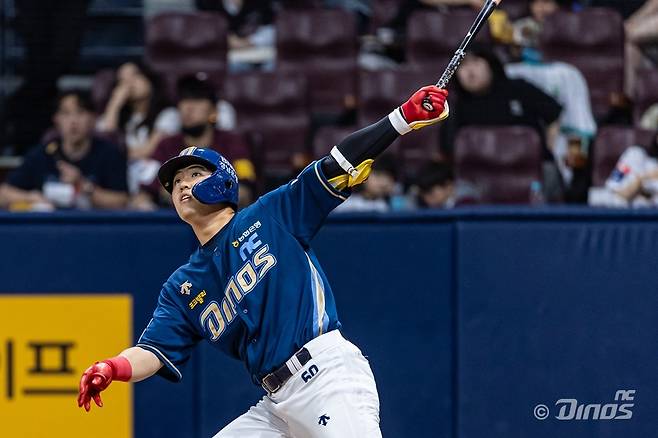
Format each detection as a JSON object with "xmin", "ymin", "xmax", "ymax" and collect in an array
[
  {"xmin": 634, "ymin": 68, "xmax": 658, "ymax": 124},
  {"xmin": 276, "ymin": 9, "xmax": 358, "ymax": 116},
  {"xmin": 406, "ymin": 10, "xmax": 491, "ymax": 73},
  {"xmin": 91, "ymin": 68, "xmax": 117, "ymax": 113},
  {"xmin": 539, "ymin": 8, "xmax": 624, "ymax": 121},
  {"xmin": 591, "ymin": 126, "xmax": 656, "ymax": 186},
  {"xmin": 222, "ymin": 71, "xmax": 310, "ymax": 183},
  {"xmin": 499, "ymin": 0, "xmax": 530, "ymax": 20},
  {"xmin": 454, "ymin": 126, "xmax": 543, "ymax": 203},
  {"xmin": 312, "ymin": 126, "xmax": 355, "ymax": 159},
  {"xmin": 145, "ymin": 12, "xmax": 228, "ymax": 101}
]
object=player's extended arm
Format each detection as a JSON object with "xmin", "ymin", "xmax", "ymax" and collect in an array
[
  {"xmin": 77, "ymin": 346, "xmax": 162, "ymax": 412},
  {"xmin": 321, "ymin": 86, "xmax": 448, "ymax": 189}
]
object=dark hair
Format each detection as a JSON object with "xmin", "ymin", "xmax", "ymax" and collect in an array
[
  {"xmin": 116, "ymin": 62, "xmax": 168, "ymax": 132},
  {"xmin": 415, "ymin": 161, "xmax": 454, "ymax": 193},
  {"xmin": 176, "ymin": 74, "xmax": 217, "ymax": 103},
  {"xmin": 454, "ymin": 44, "xmax": 507, "ymax": 96},
  {"xmin": 56, "ymin": 89, "xmax": 95, "ymax": 113}
]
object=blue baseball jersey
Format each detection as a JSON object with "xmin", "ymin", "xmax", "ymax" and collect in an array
[{"xmin": 137, "ymin": 161, "xmax": 350, "ymax": 384}]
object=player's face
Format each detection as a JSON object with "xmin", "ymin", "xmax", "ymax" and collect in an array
[{"xmin": 171, "ymin": 165, "xmax": 215, "ymax": 221}]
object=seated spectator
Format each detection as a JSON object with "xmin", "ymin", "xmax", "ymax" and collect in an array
[
  {"xmin": 442, "ymin": 46, "xmax": 571, "ymax": 199},
  {"xmin": 413, "ymin": 161, "xmax": 480, "ymax": 208},
  {"xmin": 132, "ymin": 75, "xmax": 255, "ymax": 210},
  {"xmin": 334, "ymin": 154, "xmax": 401, "ymax": 212},
  {"xmin": 96, "ymin": 62, "xmax": 176, "ymax": 194},
  {"xmin": 625, "ymin": 0, "xmax": 658, "ymax": 95},
  {"xmin": 196, "ymin": 0, "xmax": 275, "ymax": 71},
  {"xmin": 0, "ymin": 90, "xmax": 129, "ymax": 211},
  {"xmin": 589, "ymin": 132, "xmax": 658, "ymax": 207},
  {"xmin": 502, "ymin": 0, "xmax": 596, "ymax": 194}
]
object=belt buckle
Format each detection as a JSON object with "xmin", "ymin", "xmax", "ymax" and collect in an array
[{"xmin": 261, "ymin": 374, "xmax": 281, "ymax": 394}]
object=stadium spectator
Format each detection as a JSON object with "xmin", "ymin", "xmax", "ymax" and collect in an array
[
  {"xmin": 413, "ymin": 160, "xmax": 480, "ymax": 208},
  {"xmin": 589, "ymin": 132, "xmax": 658, "ymax": 207},
  {"xmin": 0, "ymin": 90, "xmax": 129, "ymax": 211},
  {"xmin": 334, "ymin": 154, "xmax": 401, "ymax": 212},
  {"xmin": 624, "ymin": 0, "xmax": 658, "ymax": 95},
  {"xmin": 96, "ymin": 62, "xmax": 175, "ymax": 194},
  {"xmin": 195, "ymin": 0, "xmax": 276, "ymax": 71},
  {"xmin": 502, "ymin": 0, "xmax": 596, "ymax": 193},
  {"xmin": 131, "ymin": 75, "xmax": 254, "ymax": 210},
  {"xmin": 441, "ymin": 46, "xmax": 572, "ymax": 200}
]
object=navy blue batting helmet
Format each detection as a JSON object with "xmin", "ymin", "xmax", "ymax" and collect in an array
[{"xmin": 158, "ymin": 147, "xmax": 239, "ymax": 207}]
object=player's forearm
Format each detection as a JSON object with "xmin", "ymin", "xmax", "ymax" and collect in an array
[
  {"xmin": 321, "ymin": 116, "xmax": 400, "ymax": 179},
  {"xmin": 120, "ymin": 346, "xmax": 163, "ymax": 382},
  {"xmin": 321, "ymin": 87, "xmax": 448, "ymax": 181}
]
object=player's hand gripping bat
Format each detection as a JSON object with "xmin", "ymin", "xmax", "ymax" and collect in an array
[{"xmin": 421, "ymin": 0, "xmax": 504, "ymax": 111}]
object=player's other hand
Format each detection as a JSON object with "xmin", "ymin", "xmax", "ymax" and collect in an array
[{"xmin": 77, "ymin": 361, "xmax": 114, "ymax": 412}]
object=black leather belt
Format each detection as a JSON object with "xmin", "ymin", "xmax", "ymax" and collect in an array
[{"xmin": 261, "ymin": 347, "xmax": 312, "ymax": 393}]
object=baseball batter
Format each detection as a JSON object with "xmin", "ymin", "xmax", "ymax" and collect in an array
[{"xmin": 78, "ymin": 85, "xmax": 448, "ymax": 437}]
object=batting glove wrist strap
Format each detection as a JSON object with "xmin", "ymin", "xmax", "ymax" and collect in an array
[{"xmin": 104, "ymin": 356, "xmax": 132, "ymax": 382}]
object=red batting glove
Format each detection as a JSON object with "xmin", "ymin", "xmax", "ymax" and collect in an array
[
  {"xmin": 388, "ymin": 86, "xmax": 449, "ymax": 135},
  {"xmin": 77, "ymin": 356, "xmax": 132, "ymax": 412}
]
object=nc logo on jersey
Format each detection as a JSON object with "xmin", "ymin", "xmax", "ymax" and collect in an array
[
  {"xmin": 232, "ymin": 221, "xmax": 262, "ymax": 252},
  {"xmin": 180, "ymin": 280, "xmax": 193, "ymax": 295},
  {"xmin": 301, "ymin": 364, "xmax": 319, "ymax": 383}
]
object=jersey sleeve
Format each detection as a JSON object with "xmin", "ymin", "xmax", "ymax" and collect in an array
[
  {"xmin": 257, "ymin": 160, "xmax": 351, "ymax": 246},
  {"xmin": 136, "ymin": 286, "xmax": 202, "ymax": 382}
]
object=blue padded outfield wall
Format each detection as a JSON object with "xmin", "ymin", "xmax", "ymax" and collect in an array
[{"xmin": 0, "ymin": 208, "xmax": 656, "ymax": 438}]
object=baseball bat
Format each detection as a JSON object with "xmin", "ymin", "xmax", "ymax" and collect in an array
[{"xmin": 422, "ymin": 0, "xmax": 503, "ymax": 111}]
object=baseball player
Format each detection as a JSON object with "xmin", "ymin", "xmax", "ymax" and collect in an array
[{"xmin": 77, "ymin": 85, "xmax": 448, "ymax": 437}]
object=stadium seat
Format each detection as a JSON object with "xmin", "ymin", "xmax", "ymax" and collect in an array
[
  {"xmin": 369, "ymin": 0, "xmax": 404, "ymax": 32},
  {"xmin": 454, "ymin": 126, "xmax": 543, "ymax": 203},
  {"xmin": 499, "ymin": 0, "xmax": 530, "ymax": 20},
  {"xmin": 406, "ymin": 10, "xmax": 491, "ymax": 73},
  {"xmin": 145, "ymin": 12, "xmax": 228, "ymax": 101},
  {"xmin": 312, "ymin": 126, "xmax": 355, "ymax": 158},
  {"xmin": 276, "ymin": 9, "xmax": 358, "ymax": 116},
  {"xmin": 222, "ymin": 71, "xmax": 310, "ymax": 183},
  {"xmin": 539, "ymin": 8, "xmax": 624, "ymax": 121},
  {"xmin": 633, "ymin": 68, "xmax": 658, "ymax": 124},
  {"xmin": 91, "ymin": 68, "xmax": 116, "ymax": 113},
  {"xmin": 591, "ymin": 126, "xmax": 656, "ymax": 186},
  {"xmin": 359, "ymin": 68, "xmax": 444, "ymax": 179}
]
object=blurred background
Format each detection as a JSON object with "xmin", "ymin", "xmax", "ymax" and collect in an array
[{"xmin": 0, "ymin": 1, "xmax": 657, "ymax": 437}]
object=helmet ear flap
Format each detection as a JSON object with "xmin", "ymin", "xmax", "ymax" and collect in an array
[{"xmin": 192, "ymin": 167, "xmax": 239, "ymax": 207}]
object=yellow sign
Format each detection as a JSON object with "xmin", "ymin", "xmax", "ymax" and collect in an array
[{"xmin": 0, "ymin": 295, "xmax": 132, "ymax": 438}]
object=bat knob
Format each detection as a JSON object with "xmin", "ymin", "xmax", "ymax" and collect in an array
[{"xmin": 421, "ymin": 97, "xmax": 435, "ymax": 112}]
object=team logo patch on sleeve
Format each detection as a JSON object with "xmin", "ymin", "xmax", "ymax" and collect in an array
[{"xmin": 180, "ymin": 280, "xmax": 193, "ymax": 295}]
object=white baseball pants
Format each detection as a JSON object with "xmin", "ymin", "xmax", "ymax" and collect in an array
[{"xmin": 214, "ymin": 330, "xmax": 382, "ymax": 438}]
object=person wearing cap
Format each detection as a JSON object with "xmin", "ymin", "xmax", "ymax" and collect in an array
[{"xmin": 131, "ymin": 75, "xmax": 254, "ymax": 210}]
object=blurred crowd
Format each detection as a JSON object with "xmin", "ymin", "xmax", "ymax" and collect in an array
[{"xmin": 1, "ymin": 0, "xmax": 657, "ymax": 212}]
